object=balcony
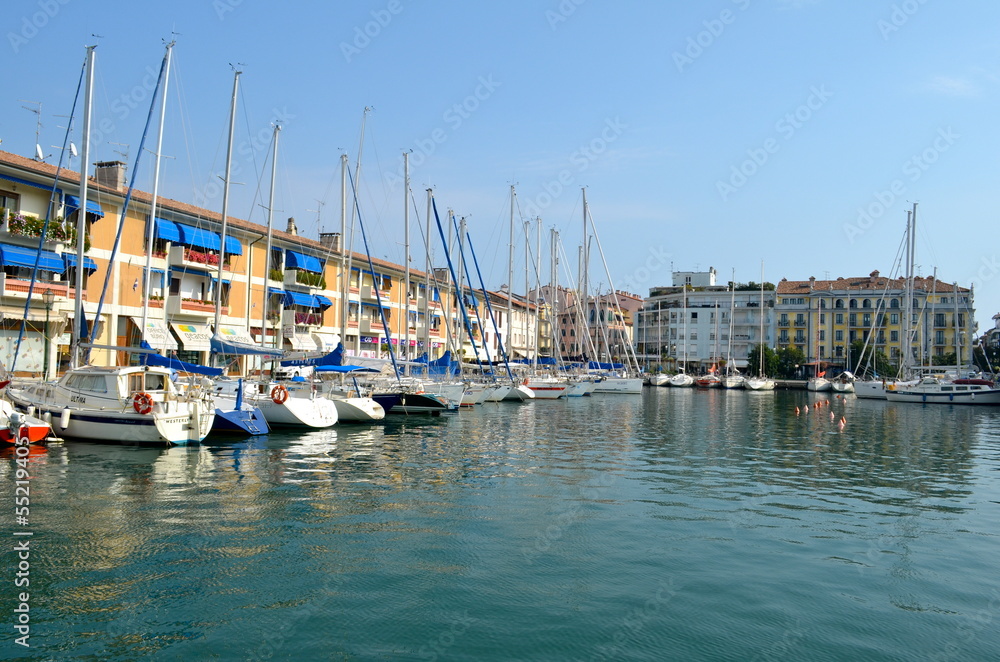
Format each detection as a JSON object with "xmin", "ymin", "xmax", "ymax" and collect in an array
[
  {"xmin": 282, "ymin": 309, "xmax": 323, "ymax": 330},
  {"xmin": 283, "ymin": 269, "xmax": 326, "ymax": 290},
  {"xmin": 166, "ymin": 297, "xmax": 226, "ymax": 317},
  {"xmin": 0, "ymin": 275, "xmax": 85, "ymax": 301},
  {"xmin": 168, "ymin": 245, "xmax": 232, "ymax": 271}
]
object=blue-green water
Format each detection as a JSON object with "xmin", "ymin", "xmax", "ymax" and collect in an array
[{"xmin": 3, "ymin": 389, "xmax": 1000, "ymax": 661}]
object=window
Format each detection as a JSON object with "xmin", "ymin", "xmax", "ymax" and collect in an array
[
  {"xmin": 835, "ymin": 330, "xmax": 843, "ymax": 341},
  {"xmin": 779, "ymin": 314, "xmax": 789, "ymax": 325},
  {"xmin": 890, "ymin": 313, "xmax": 899, "ymax": 325},
  {"xmin": 65, "ymin": 373, "xmax": 108, "ymax": 393},
  {"xmin": 849, "ymin": 313, "xmax": 857, "ymax": 326},
  {"xmin": 862, "ymin": 299, "xmax": 871, "ymax": 308},
  {"xmin": 936, "ymin": 330, "xmax": 945, "ymax": 345},
  {"xmin": 890, "ymin": 330, "xmax": 899, "ymax": 342},
  {"xmin": 835, "ymin": 299, "xmax": 844, "ymax": 309},
  {"xmin": 835, "ymin": 313, "xmax": 843, "ymax": 324},
  {"xmin": 890, "ymin": 298, "xmax": 899, "ymax": 308},
  {"xmin": 934, "ymin": 313, "xmax": 946, "ymax": 327},
  {"xmin": 0, "ymin": 190, "xmax": 19, "ymax": 210},
  {"xmin": 820, "ymin": 313, "xmax": 825, "ymax": 324},
  {"xmin": 795, "ymin": 314, "xmax": 804, "ymax": 324},
  {"xmin": 819, "ymin": 330, "xmax": 826, "ymax": 341},
  {"xmin": 691, "ymin": 312, "xmax": 698, "ymax": 321},
  {"xmin": 863, "ymin": 313, "xmax": 872, "ymax": 327},
  {"xmin": 849, "ymin": 299, "xmax": 858, "ymax": 309}
]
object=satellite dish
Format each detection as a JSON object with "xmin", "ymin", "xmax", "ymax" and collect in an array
[
  {"xmin": 35, "ymin": 144, "xmax": 44, "ymax": 160},
  {"xmin": 70, "ymin": 142, "xmax": 78, "ymax": 158}
]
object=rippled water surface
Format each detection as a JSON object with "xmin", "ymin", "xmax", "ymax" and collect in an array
[{"xmin": 3, "ymin": 389, "xmax": 1000, "ymax": 660}]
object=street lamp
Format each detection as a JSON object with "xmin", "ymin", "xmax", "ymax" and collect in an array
[{"xmin": 42, "ymin": 288, "xmax": 54, "ymax": 380}]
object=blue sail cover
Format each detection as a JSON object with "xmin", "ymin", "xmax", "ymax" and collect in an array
[
  {"xmin": 281, "ymin": 342, "xmax": 344, "ymax": 368},
  {"xmin": 210, "ymin": 334, "xmax": 284, "ymax": 358},
  {"xmin": 587, "ymin": 361, "xmax": 624, "ymax": 370},
  {"xmin": 138, "ymin": 340, "xmax": 223, "ymax": 376},
  {"xmin": 421, "ymin": 350, "xmax": 459, "ymax": 376},
  {"xmin": 314, "ymin": 364, "xmax": 380, "ymax": 374}
]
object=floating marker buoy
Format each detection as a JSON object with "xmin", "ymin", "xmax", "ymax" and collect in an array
[{"xmin": 795, "ymin": 406, "xmax": 801, "ymax": 415}]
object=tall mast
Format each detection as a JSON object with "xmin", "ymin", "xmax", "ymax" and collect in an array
[
  {"xmin": 953, "ymin": 281, "xmax": 962, "ymax": 368},
  {"xmin": 141, "ymin": 41, "xmax": 174, "ymax": 340},
  {"xmin": 425, "ymin": 188, "xmax": 433, "ymax": 358},
  {"xmin": 523, "ymin": 220, "xmax": 529, "ymax": 363},
  {"xmin": 507, "ymin": 186, "xmax": 515, "ymax": 360},
  {"xmin": 759, "ymin": 262, "xmax": 765, "ymax": 377},
  {"xmin": 213, "ymin": 66, "xmax": 239, "ymax": 336},
  {"xmin": 581, "ymin": 188, "xmax": 590, "ymax": 361},
  {"xmin": 339, "ymin": 153, "xmax": 348, "ymax": 342},
  {"xmin": 402, "ymin": 151, "xmax": 410, "ymax": 373},
  {"xmin": 72, "ymin": 45, "xmax": 96, "ymax": 368},
  {"xmin": 348, "ymin": 107, "xmax": 369, "ymax": 357},
  {"xmin": 534, "ymin": 216, "xmax": 541, "ymax": 367},
  {"xmin": 260, "ymin": 125, "xmax": 280, "ymax": 354}
]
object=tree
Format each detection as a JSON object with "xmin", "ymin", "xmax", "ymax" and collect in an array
[
  {"xmin": 931, "ymin": 352, "xmax": 957, "ymax": 367},
  {"xmin": 746, "ymin": 343, "xmax": 779, "ymax": 377},
  {"xmin": 776, "ymin": 346, "xmax": 806, "ymax": 379},
  {"xmin": 849, "ymin": 340, "xmax": 893, "ymax": 377}
]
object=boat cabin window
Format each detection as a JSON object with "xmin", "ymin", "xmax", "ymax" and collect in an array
[
  {"xmin": 940, "ymin": 386, "xmax": 953, "ymax": 391},
  {"xmin": 65, "ymin": 373, "xmax": 109, "ymax": 393},
  {"xmin": 128, "ymin": 372, "xmax": 167, "ymax": 393}
]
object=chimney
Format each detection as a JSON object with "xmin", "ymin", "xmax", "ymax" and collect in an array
[
  {"xmin": 286, "ymin": 217, "xmax": 297, "ymax": 235},
  {"xmin": 94, "ymin": 160, "xmax": 126, "ymax": 191},
  {"xmin": 808, "ymin": 276, "xmax": 816, "ymax": 291},
  {"xmin": 319, "ymin": 232, "xmax": 341, "ymax": 252}
]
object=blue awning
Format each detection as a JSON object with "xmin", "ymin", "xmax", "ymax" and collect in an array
[
  {"xmin": 285, "ymin": 250, "xmax": 323, "ymax": 273},
  {"xmin": 178, "ymin": 224, "xmax": 221, "ymax": 251},
  {"xmin": 64, "ymin": 195, "xmax": 105, "ymax": 219},
  {"xmin": 360, "ymin": 300, "xmax": 388, "ymax": 309},
  {"xmin": 62, "ymin": 253, "xmax": 98, "ymax": 273},
  {"xmin": 210, "ymin": 276, "xmax": 232, "ymax": 285},
  {"xmin": 0, "ymin": 243, "xmax": 65, "ymax": 272},
  {"xmin": 283, "ymin": 290, "xmax": 317, "ymax": 308},
  {"xmin": 224, "ymin": 234, "xmax": 243, "ymax": 256},
  {"xmin": 314, "ymin": 294, "xmax": 333, "ymax": 309},
  {"xmin": 267, "ymin": 287, "xmax": 286, "ymax": 297},
  {"xmin": 154, "ymin": 218, "xmax": 181, "ymax": 243}
]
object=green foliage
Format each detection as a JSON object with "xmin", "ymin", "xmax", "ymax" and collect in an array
[
  {"xmin": 849, "ymin": 340, "xmax": 893, "ymax": 377},
  {"xmin": 746, "ymin": 343, "xmax": 779, "ymax": 377},
  {"xmin": 295, "ymin": 270, "xmax": 326, "ymax": 288},
  {"xmin": 727, "ymin": 281, "xmax": 776, "ymax": 291},
  {"xmin": 775, "ymin": 345, "xmax": 806, "ymax": 378},
  {"xmin": 931, "ymin": 352, "xmax": 957, "ymax": 366},
  {"xmin": 269, "ymin": 268, "xmax": 284, "ymax": 282}
]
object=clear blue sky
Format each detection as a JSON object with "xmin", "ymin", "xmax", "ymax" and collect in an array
[{"xmin": 4, "ymin": 0, "xmax": 999, "ymax": 331}]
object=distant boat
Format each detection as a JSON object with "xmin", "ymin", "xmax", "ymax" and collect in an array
[
  {"xmin": 649, "ymin": 374, "xmax": 669, "ymax": 387},
  {"xmin": 695, "ymin": 372, "xmax": 721, "ymax": 388},
  {"xmin": 806, "ymin": 376, "xmax": 832, "ymax": 392},
  {"xmin": 885, "ymin": 376, "xmax": 1000, "ymax": 405},
  {"xmin": 669, "ymin": 372, "xmax": 694, "ymax": 387},
  {"xmin": 831, "ymin": 371, "xmax": 855, "ymax": 393},
  {"xmin": 744, "ymin": 375, "xmax": 775, "ymax": 391}
]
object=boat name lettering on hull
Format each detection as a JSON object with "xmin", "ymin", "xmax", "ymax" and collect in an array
[{"xmin": 70, "ymin": 395, "xmax": 86, "ymax": 404}]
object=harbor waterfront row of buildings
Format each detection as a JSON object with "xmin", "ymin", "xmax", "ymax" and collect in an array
[
  {"xmin": 0, "ymin": 150, "xmax": 549, "ymax": 378},
  {"xmin": 0, "ymin": 150, "xmax": 982, "ymax": 378},
  {"xmin": 633, "ymin": 267, "xmax": 978, "ymax": 375}
]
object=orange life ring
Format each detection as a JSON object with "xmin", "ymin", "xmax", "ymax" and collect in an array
[
  {"xmin": 132, "ymin": 392, "xmax": 154, "ymax": 415},
  {"xmin": 271, "ymin": 384, "xmax": 289, "ymax": 405},
  {"xmin": 523, "ymin": 378, "xmax": 530, "ymax": 386}
]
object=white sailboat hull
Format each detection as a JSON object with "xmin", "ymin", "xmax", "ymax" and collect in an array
[{"xmin": 593, "ymin": 377, "xmax": 643, "ymax": 394}]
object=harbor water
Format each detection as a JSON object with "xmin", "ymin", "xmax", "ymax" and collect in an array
[{"xmin": 3, "ymin": 388, "xmax": 1000, "ymax": 660}]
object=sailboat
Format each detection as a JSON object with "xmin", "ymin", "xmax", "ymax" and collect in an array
[
  {"xmin": 669, "ymin": 284, "xmax": 694, "ymax": 387},
  {"xmin": 213, "ymin": 120, "xmax": 336, "ymax": 429},
  {"xmin": 8, "ymin": 44, "xmax": 216, "ymax": 446},
  {"xmin": 721, "ymin": 276, "xmax": 744, "ymax": 389},
  {"xmin": 744, "ymin": 264, "xmax": 775, "ymax": 391}
]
